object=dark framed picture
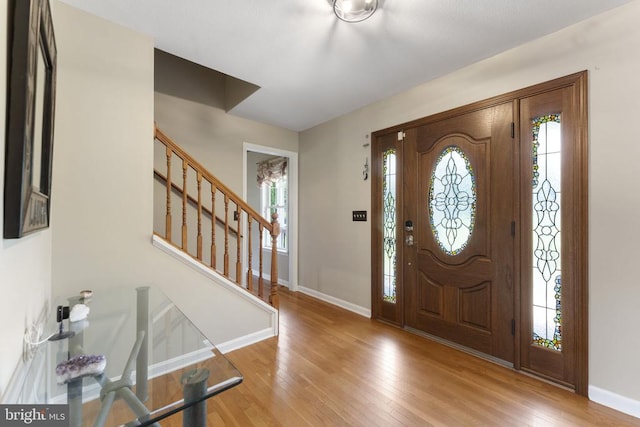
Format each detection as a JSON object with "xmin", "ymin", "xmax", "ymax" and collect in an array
[{"xmin": 4, "ymin": 0, "xmax": 57, "ymax": 238}]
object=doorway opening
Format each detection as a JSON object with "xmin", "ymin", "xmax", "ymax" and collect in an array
[{"xmin": 243, "ymin": 143, "xmax": 299, "ymax": 291}]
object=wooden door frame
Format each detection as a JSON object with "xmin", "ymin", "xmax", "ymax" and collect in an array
[{"xmin": 371, "ymin": 71, "xmax": 588, "ymax": 395}]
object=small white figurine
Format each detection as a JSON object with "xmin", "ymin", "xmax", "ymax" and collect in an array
[{"xmin": 69, "ymin": 303, "xmax": 90, "ymax": 322}]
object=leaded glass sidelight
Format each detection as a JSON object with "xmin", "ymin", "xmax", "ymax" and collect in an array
[
  {"xmin": 531, "ymin": 114, "xmax": 562, "ymax": 351},
  {"xmin": 429, "ymin": 146, "xmax": 476, "ymax": 256},
  {"xmin": 382, "ymin": 149, "xmax": 397, "ymax": 303}
]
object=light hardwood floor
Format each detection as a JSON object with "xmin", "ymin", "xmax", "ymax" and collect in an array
[{"xmin": 167, "ymin": 288, "xmax": 639, "ymax": 426}]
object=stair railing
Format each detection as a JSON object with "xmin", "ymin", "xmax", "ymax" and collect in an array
[{"xmin": 153, "ymin": 126, "xmax": 280, "ymax": 308}]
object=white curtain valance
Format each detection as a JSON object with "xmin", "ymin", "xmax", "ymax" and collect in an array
[{"xmin": 257, "ymin": 157, "xmax": 288, "ymax": 186}]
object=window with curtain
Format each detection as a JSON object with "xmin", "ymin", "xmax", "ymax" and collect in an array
[{"xmin": 258, "ymin": 157, "xmax": 288, "ymax": 252}]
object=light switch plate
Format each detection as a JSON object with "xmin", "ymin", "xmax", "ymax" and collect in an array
[{"xmin": 352, "ymin": 210, "xmax": 367, "ymax": 221}]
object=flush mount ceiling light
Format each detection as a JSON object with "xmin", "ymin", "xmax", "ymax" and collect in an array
[{"xmin": 333, "ymin": 0, "xmax": 378, "ymax": 23}]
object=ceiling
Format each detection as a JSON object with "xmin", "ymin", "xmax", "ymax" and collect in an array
[{"xmin": 58, "ymin": 0, "xmax": 633, "ymax": 132}]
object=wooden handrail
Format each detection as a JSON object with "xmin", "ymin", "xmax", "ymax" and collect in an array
[
  {"xmin": 155, "ymin": 127, "xmax": 272, "ymax": 230},
  {"xmin": 153, "ymin": 170, "xmax": 240, "ymax": 237},
  {"xmin": 154, "ymin": 126, "xmax": 280, "ymax": 308}
]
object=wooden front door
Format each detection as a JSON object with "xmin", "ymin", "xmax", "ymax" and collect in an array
[
  {"xmin": 403, "ymin": 103, "xmax": 516, "ymax": 362},
  {"xmin": 371, "ymin": 73, "xmax": 588, "ymax": 393}
]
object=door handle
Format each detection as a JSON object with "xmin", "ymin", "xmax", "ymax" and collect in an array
[{"xmin": 405, "ymin": 220, "xmax": 414, "ymax": 246}]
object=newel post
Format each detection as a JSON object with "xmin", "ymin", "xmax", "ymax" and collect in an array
[{"xmin": 269, "ymin": 212, "xmax": 280, "ymax": 309}]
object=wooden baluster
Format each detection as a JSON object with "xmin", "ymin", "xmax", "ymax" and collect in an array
[
  {"xmin": 211, "ymin": 184, "xmax": 217, "ymax": 269},
  {"xmin": 247, "ymin": 217, "xmax": 253, "ymax": 293},
  {"xmin": 235, "ymin": 206, "xmax": 242, "ymax": 284},
  {"xmin": 224, "ymin": 195, "xmax": 230, "ymax": 277},
  {"xmin": 165, "ymin": 147, "xmax": 172, "ymax": 241},
  {"xmin": 258, "ymin": 223, "xmax": 264, "ymax": 298},
  {"xmin": 270, "ymin": 213, "xmax": 281, "ymax": 309},
  {"xmin": 182, "ymin": 160, "xmax": 188, "ymax": 250},
  {"xmin": 196, "ymin": 172, "xmax": 203, "ymax": 260},
  {"xmin": 155, "ymin": 127, "xmax": 282, "ymax": 310}
]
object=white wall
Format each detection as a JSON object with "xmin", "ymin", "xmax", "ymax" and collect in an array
[
  {"xmin": 299, "ymin": 0, "xmax": 640, "ymax": 411},
  {"xmin": 49, "ymin": 2, "xmax": 273, "ymax": 349},
  {"xmin": 0, "ymin": 2, "xmax": 53, "ymax": 399}
]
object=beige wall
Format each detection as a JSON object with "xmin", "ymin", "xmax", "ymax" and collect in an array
[
  {"xmin": 299, "ymin": 0, "xmax": 640, "ymax": 405},
  {"xmin": 154, "ymin": 96, "xmax": 298, "ymax": 198},
  {"xmin": 0, "ymin": 2, "xmax": 53, "ymax": 398},
  {"xmin": 153, "ymin": 94, "xmax": 298, "ymax": 277},
  {"xmin": 49, "ymin": 2, "xmax": 273, "ymax": 352},
  {"xmin": 153, "ymin": 48, "xmax": 299, "ymax": 288}
]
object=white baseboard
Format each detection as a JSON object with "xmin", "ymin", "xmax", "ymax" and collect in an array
[
  {"xmin": 216, "ymin": 327, "xmax": 276, "ymax": 354},
  {"xmin": 49, "ymin": 345, "xmax": 220, "ymax": 404},
  {"xmin": 589, "ymin": 385, "xmax": 640, "ymax": 419},
  {"xmin": 250, "ymin": 269, "xmax": 289, "ymax": 287},
  {"xmin": 298, "ymin": 286, "xmax": 371, "ymax": 318},
  {"xmin": 1, "ymin": 357, "xmax": 30, "ymax": 404},
  {"xmin": 35, "ymin": 328, "xmax": 275, "ymax": 405}
]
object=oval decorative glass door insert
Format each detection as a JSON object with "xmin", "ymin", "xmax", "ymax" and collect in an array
[{"xmin": 429, "ymin": 146, "xmax": 477, "ymax": 256}]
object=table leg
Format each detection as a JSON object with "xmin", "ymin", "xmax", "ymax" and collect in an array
[
  {"xmin": 181, "ymin": 368, "xmax": 210, "ymax": 427},
  {"xmin": 67, "ymin": 378, "xmax": 83, "ymax": 427},
  {"xmin": 136, "ymin": 286, "xmax": 150, "ymax": 402}
]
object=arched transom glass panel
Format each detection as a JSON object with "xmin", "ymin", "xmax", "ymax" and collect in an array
[
  {"xmin": 429, "ymin": 146, "xmax": 476, "ymax": 256},
  {"xmin": 531, "ymin": 114, "xmax": 562, "ymax": 351}
]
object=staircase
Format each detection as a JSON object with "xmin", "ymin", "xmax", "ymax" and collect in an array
[{"xmin": 153, "ymin": 126, "xmax": 280, "ymax": 308}]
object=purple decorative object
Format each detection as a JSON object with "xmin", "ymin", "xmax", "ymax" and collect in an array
[{"xmin": 56, "ymin": 354, "xmax": 106, "ymax": 384}]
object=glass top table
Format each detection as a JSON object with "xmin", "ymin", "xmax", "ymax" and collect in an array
[{"xmin": 18, "ymin": 286, "xmax": 243, "ymax": 427}]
